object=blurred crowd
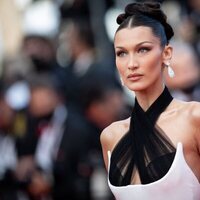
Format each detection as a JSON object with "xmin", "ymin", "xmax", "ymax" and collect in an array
[{"xmin": 0, "ymin": 0, "xmax": 200, "ymax": 200}]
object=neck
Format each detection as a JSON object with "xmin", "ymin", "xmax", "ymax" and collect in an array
[{"xmin": 135, "ymin": 84, "xmax": 165, "ymax": 111}]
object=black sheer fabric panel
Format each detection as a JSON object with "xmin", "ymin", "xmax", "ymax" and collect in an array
[{"xmin": 109, "ymin": 87, "xmax": 176, "ymax": 186}]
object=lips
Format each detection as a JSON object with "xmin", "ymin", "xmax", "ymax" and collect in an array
[{"xmin": 127, "ymin": 73, "xmax": 143, "ymax": 81}]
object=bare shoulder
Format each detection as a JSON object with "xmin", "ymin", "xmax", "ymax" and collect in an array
[
  {"xmin": 172, "ymin": 99, "xmax": 200, "ymax": 132},
  {"xmin": 100, "ymin": 118, "xmax": 130, "ymax": 152},
  {"xmin": 187, "ymin": 101, "xmax": 200, "ymax": 132},
  {"xmin": 100, "ymin": 118, "xmax": 130, "ymax": 170},
  {"xmin": 188, "ymin": 101, "xmax": 200, "ymax": 119},
  {"xmin": 176, "ymin": 99, "xmax": 200, "ymax": 122}
]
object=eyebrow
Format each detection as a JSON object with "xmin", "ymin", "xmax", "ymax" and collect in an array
[{"xmin": 115, "ymin": 41, "xmax": 154, "ymax": 49}]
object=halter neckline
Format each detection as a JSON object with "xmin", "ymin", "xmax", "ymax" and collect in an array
[{"xmin": 109, "ymin": 86, "xmax": 176, "ymax": 186}]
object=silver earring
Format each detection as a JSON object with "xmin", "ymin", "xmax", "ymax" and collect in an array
[
  {"xmin": 167, "ymin": 65, "xmax": 175, "ymax": 78},
  {"xmin": 165, "ymin": 62, "xmax": 175, "ymax": 78},
  {"xmin": 120, "ymin": 77, "xmax": 124, "ymax": 86}
]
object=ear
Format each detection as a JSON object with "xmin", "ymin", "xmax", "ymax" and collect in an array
[{"xmin": 162, "ymin": 45, "xmax": 173, "ymax": 66}]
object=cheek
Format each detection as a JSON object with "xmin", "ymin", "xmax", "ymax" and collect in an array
[
  {"xmin": 116, "ymin": 59, "xmax": 126, "ymax": 76},
  {"xmin": 144, "ymin": 53, "xmax": 162, "ymax": 73}
]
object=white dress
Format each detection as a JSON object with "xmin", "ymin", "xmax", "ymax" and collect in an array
[{"xmin": 108, "ymin": 143, "xmax": 200, "ymax": 200}]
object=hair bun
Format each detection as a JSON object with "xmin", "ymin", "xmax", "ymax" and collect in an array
[{"xmin": 116, "ymin": 2, "xmax": 174, "ymax": 41}]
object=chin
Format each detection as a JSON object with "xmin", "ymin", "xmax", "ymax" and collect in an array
[{"xmin": 127, "ymin": 84, "xmax": 148, "ymax": 92}]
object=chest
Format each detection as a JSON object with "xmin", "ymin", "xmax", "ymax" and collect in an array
[
  {"xmin": 157, "ymin": 115, "xmax": 200, "ymax": 182},
  {"xmin": 156, "ymin": 111, "xmax": 195, "ymax": 144},
  {"xmin": 108, "ymin": 143, "xmax": 200, "ymax": 200}
]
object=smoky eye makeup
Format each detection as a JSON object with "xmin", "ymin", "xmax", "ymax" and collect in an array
[
  {"xmin": 115, "ymin": 49, "xmax": 127, "ymax": 57},
  {"xmin": 137, "ymin": 47, "xmax": 151, "ymax": 53}
]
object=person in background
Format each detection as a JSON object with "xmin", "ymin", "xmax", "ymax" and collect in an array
[
  {"xmin": 80, "ymin": 67, "xmax": 129, "ymax": 200},
  {"xmin": 60, "ymin": 17, "xmax": 97, "ymax": 108},
  {"xmin": 164, "ymin": 41, "xmax": 200, "ymax": 101},
  {"xmin": 0, "ymin": 89, "xmax": 18, "ymax": 200},
  {"xmin": 0, "ymin": 83, "xmax": 30, "ymax": 200},
  {"xmin": 14, "ymin": 73, "xmax": 94, "ymax": 200},
  {"xmin": 100, "ymin": 2, "xmax": 200, "ymax": 200},
  {"xmin": 14, "ymin": 74, "xmax": 65, "ymax": 200}
]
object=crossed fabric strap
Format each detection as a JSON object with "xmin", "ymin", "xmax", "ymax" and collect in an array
[{"xmin": 109, "ymin": 87, "xmax": 176, "ymax": 186}]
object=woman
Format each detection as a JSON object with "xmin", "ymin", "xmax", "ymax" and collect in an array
[{"xmin": 100, "ymin": 2, "xmax": 200, "ymax": 200}]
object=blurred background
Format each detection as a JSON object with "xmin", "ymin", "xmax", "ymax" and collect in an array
[{"xmin": 0, "ymin": 0, "xmax": 200, "ymax": 199}]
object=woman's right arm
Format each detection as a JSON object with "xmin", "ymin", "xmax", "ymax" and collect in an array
[{"xmin": 100, "ymin": 120, "xmax": 128, "ymax": 171}]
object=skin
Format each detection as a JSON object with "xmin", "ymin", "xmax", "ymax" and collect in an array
[{"xmin": 100, "ymin": 26, "xmax": 200, "ymax": 184}]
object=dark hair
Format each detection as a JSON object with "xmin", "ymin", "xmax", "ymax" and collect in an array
[
  {"xmin": 72, "ymin": 18, "xmax": 95, "ymax": 48},
  {"xmin": 116, "ymin": 2, "xmax": 174, "ymax": 46},
  {"xmin": 80, "ymin": 65, "xmax": 122, "ymax": 109}
]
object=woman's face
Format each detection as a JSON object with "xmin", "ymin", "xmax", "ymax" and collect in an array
[{"xmin": 114, "ymin": 26, "xmax": 168, "ymax": 92}]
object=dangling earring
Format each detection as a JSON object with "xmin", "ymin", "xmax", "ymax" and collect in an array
[
  {"xmin": 165, "ymin": 63, "xmax": 175, "ymax": 78},
  {"xmin": 167, "ymin": 65, "xmax": 175, "ymax": 78},
  {"xmin": 120, "ymin": 77, "xmax": 124, "ymax": 86}
]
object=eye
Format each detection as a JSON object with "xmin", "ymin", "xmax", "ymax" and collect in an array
[
  {"xmin": 116, "ymin": 50, "xmax": 127, "ymax": 57},
  {"xmin": 138, "ymin": 47, "xmax": 150, "ymax": 54}
]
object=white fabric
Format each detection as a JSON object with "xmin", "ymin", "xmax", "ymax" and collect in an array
[
  {"xmin": 0, "ymin": 134, "xmax": 17, "ymax": 179},
  {"xmin": 108, "ymin": 143, "xmax": 200, "ymax": 200}
]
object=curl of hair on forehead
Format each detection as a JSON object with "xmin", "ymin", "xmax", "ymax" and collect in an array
[{"xmin": 116, "ymin": 2, "xmax": 174, "ymax": 47}]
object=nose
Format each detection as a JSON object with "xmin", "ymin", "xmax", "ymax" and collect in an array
[{"xmin": 127, "ymin": 54, "xmax": 139, "ymax": 70}]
